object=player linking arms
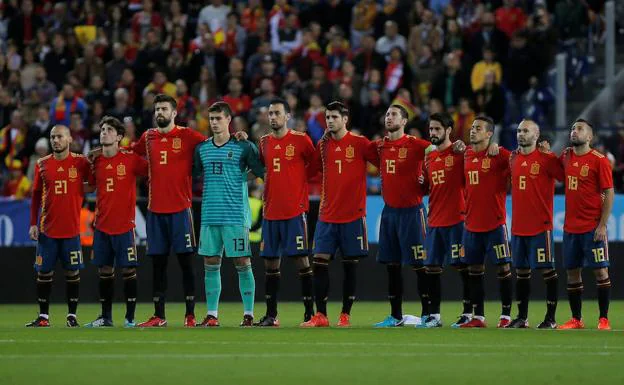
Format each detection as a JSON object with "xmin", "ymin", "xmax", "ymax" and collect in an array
[
  {"xmin": 193, "ymin": 102, "xmax": 265, "ymax": 327},
  {"xmin": 559, "ymin": 119, "xmax": 613, "ymax": 330},
  {"xmin": 84, "ymin": 117, "xmax": 148, "ymax": 327},
  {"xmin": 507, "ymin": 120, "xmax": 564, "ymax": 328},
  {"xmin": 27, "ymin": 125, "xmax": 90, "ymax": 327},
  {"xmin": 255, "ymin": 98, "xmax": 316, "ymax": 326}
]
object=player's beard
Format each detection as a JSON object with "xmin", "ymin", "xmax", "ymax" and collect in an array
[
  {"xmin": 155, "ymin": 115, "xmax": 171, "ymax": 128},
  {"xmin": 571, "ymin": 137, "xmax": 586, "ymax": 147},
  {"xmin": 52, "ymin": 144, "xmax": 68, "ymax": 153},
  {"xmin": 430, "ymin": 135, "xmax": 444, "ymax": 145},
  {"xmin": 270, "ymin": 121, "xmax": 282, "ymax": 131},
  {"xmin": 386, "ymin": 123, "xmax": 401, "ymax": 133}
]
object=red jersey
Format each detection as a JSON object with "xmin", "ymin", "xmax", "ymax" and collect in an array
[
  {"xmin": 317, "ymin": 131, "xmax": 376, "ymax": 223},
  {"xmin": 375, "ymin": 135, "xmax": 430, "ymax": 208},
  {"xmin": 424, "ymin": 146, "xmax": 466, "ymax": 227},
  {"xmin": 510, "ymin": 149, "xmax": 564, "ymax": 236},
  {"xmin": 464, "ymin": 146, "xmax": 511, "ymax": 232},
  {"xmin": 259, "ymin": 130, "xmax": 315, "ymax": 220},
  {"xmin": 133, "ymin": 126, "xmax": 205, "ymax": 213},
  {"xmin": 30, "ymin": 153, "xmax": 90, "ymax": 238},
  {"xmin": 561, "ymin": 148, "xmax": 614, "ymax": 234},
  {"xmin": 90, "ymin": 150, "xmax": 148, "ymax": 235}
]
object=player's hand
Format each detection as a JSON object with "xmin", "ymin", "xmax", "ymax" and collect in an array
[
  {"xmin": 451, "ymin": 140, "xmax": 466, "ymax": 153},
  {"xmin": 29, "ymin": 225, "xmax": 39, "ymax": 241},
  {"xmin": 594, "ymin": 224, "xmax": 607, "ymax": 242},
  {"xmin": 486, "ymin": 142, "xmax": 500, "ymax": 156},
  {"xmin": 87, "ymin": 147, "xmax": 103, "ymax": 162},
  {"xmin": 234, "ymin": 131, "xmax": 249, "ymax": 141},
  {"xmin": 538, "ymin": 140, "xmax": 551, "ymax": 152}
]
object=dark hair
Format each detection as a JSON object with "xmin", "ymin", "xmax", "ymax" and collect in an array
[
  {"xmin": 269, "ymin": 97, "xmax": 291, "ymax": 113},
  {"xmin": 574, "ymin": 118, "xmax": 594, "ymax": 131},
  {"xmin": 474, "ymin": 115, "xmax": 495, "ymax": 132},
  {"xmin": 208, "ymin": 101, "xmax": 233, "ymax": 117},
  {"xmin": 99, "ymin": 115, "xmax": 126, "ymax": 137},
  {"xmin": 389, "ymin": 104, "xmax": 409, "ymax": 120},
  {"xmin": 326, "ymin": 101, "xmax": 349, "ymax": 117},
  {"xmin": 429, "ymin": 112, "xmax": 454, "ymax": 130},
  {"xmin": 153, "ymin": 93, "xmax": 177, "ymax": 109}
]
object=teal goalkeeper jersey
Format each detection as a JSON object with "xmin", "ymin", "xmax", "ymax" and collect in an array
[{"xmin": 193, "ymin": 137, "xmax": 265, "ymax": 227}]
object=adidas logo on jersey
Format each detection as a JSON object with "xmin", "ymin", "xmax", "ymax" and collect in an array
[
  {"xmin": 161, "ymin": 138, "xmax": 167, "ymax": 142},
  {"xmin": 573, "ymin": 162, "xmax": 579, "ymax": 167},
  {"xmin": 274, "ymin": 144, "xmax": 281, "ymax": 150},
  {"xmin": 57, "ymin": 167, "xmax": 64, "ymax": 172},
  {"xmin": 106, "ymin": 164, "xmax": 113, "ymax": 170},
  {"xmin": 335, "ymin": 147, "xmax": 342, "ymax": 152},
  {"xmin": 472, "ymin": 158, "xmax": 479, "ymax": 163},
  {"xmin": 390, "ymin": 147, "xmax": 396, "ymax": 152},
  {"xmin": 521, "ymin": 161, "xmax": 528, "ymax": 167},
  {"xmin": 435, "ymin": 157, "xmax": 442, "ymax": 162}
]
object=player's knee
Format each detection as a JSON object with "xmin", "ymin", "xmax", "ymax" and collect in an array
[
  {"xmin": 204, "ymin": 256, "xmax": 222, "ymax": 265},
  {"xmin": 37, "ymin": 271, "xmax": 53, "ymax": 283},
  {"xmin": 265, "ymin": 258, "xmax": 281, "ymax": 270},
  {"xmin": 122, "ymin": 267, "xmax": 137, "ymax": 279},
  {"xmin": 541, "ymin": 269, "xmax": 557, "ymax": 281},
  {"xmin": 411, "ymin": 265, "xmax": 426, "ymax": 273},
  {"xmin": 342, "ymin": 257, "xmax": 359, "ymax": 265},
  {"xmin": 426, "ymin": 266, "xmax": 443, "ymax": 275},
  {"xmin": 233, "ymin": 257, "xmax": 251, "ymax": 267},
  {"xmin": 497, "ymin": 263, "xmax": 511, "ymax": 275},
  {"xmin": 516, "ymin": 269, "xmax": 531, "ymax": 280},
  {"xmin": 594, "ymin": 267, "xmax": 609, "ymax": 281},
  {"xmin": 313, "ymin": 256, "xmax": 329, "ymax": 267},
  {"xmin": 98, "ymin": 266, "xmax": 114, "ymax": 275},
  {"xmin": 298, "ymin": 266, "xmax": 313, "ymax": 277},
  {"xmin": 566, "ymin": 268, "xmax": 582, "ymax": 283},
  {"xmin": 452, "ymin": 264, "xmax": 467, "ymax": 272},
  {"xmin": 99, "ymin": 269, "xmax": 115, "ymax": 280},
  {"xmin": 65, "ymin": 271, "xmax": 80, "ymax": 282},
  {"xmin": 469, "ymin": 264, "xmax": 484, "ymax": 274},
  {"xmin": 294, "ymin": 256, "xmax": 310, "ymax": 269}
]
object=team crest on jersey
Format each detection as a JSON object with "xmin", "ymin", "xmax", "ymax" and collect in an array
[
  {"xmin": 346, "ymin": 145, "xmax": 355, "ymax": 159},
  {"xmin": 117, "ymin": 164, "xmax": 126, "ymax": 176},
  {"xmin": 285, "ymin": 144, "xmax": 295, "ymax": 159},
  {"xmin": 228, "ymin": 151, "xmax": 234, "ymax": 159},
  {"xmin": 68, "ymin": 166, "xmax": 78, "ymax": 180},
  {"xmin": 445, "ymin": 156, "xmax": 453, "ymax": 167},
  {"xmin": 530, "ymin": 162, "xmax": 540, "ymax": 175},
  {"xmin": 398, "ymin": 147, "xmax": 408, "ymax": 159},
  {"xmin": 172, "ymin": 138, "xmax": 182, "ymax": 150},
  {"xmin": 481, "ymin": 158, "xmax": 490, "ymax": 171},
  {"xmin": 580, "ymin": 164, "xmax": 589, "ymax": 177}
]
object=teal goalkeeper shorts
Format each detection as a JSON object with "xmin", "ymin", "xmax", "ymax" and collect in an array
[{"xmin": 199, "ymin": 225, "xmax": 251, "ymax": 258}]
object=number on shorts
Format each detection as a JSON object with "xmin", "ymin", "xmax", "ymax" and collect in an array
[
  {"xmin": 451, "ymin": 244, "xmax": 461, "ymax": 259},
  {"xmin": 411, "ymin": 245, "xmax": 426, "ymax": 260},
  {"xmin": 69, "ymin": 251, "xmax": 83, "ymax": 265},
  {"xmin": 296, "ymin": 236, "xmax": 305, "ymax": 250},
  {"xmin": 493, "ymin": 244, "xmax": 507, "ymax": 259},
  {"xmin": 537, "ymin": 248, "xmax": 547, "ymax": 263},
  {"xmin": 592, "ymin": 248, "xmax": 606, "ymax": 263},
  {"xmin": 127, "ymin": 247, "xmax": 137, "ymax": 262},
  {"xmin": 357, "ymin": 236, "xmax": 365, "ymax": 250},
  {"xmin": 233, "ymin": 238, "xmax": 246, "ymax": 251},
  {"xmin": 185, "ymin": 234, "xmax": 192, "ymax": 248}
]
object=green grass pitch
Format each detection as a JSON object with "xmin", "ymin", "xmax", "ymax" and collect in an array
[{"xmin": 1, "ymin": 301, "xmax": 623, "ymax": 385}]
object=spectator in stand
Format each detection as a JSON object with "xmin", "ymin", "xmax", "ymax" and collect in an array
[
  {"xmin": 7, "ymin": 0, "xmax": 44, "ymax": 52},
  {"xmin": 475, "ymin": 70, "xmax": 506, "ymax": 124},
  {"xmin": 251, "ymin": 78, "xmax": 277, "ymax": 119},
  {"xmin": 75, "ymin": 43, "xmax": 105, "ymax": 88},
  {"xmin": 134, "ymin": 28, "xmax": 168, "ymax": 88},
  {"xmin": 164, "ymin": 0, "xmax": 188, "ymax": 37},
  {"xmin": 46, "ymin": 2, "xmax": 75, "ymax": 35},
  {"xmin": 43, "ymin": 32, "xmax": 75, "ymax": 90},
  {"xmin": 165, "ymin": 51, "xmax": 186, "ymax": 84},
  {"xmin": 143, "ymin": 69, "xmax": 176, "ymax": 99},
  {"xmin": 350, "ymin": 0, "xmax": 377, "ymax": 49},
  {"xmin": 444, "ymin": 19, "xmax": 464, "ymax": 53},
  {"xmin": 117, "ymin": 68, "xmax": 141, "ymax": 112},
  {"xmin": 198, "ymin": 0, "xmax": 232, "ymax": 36},
  {"xmin": 191, "ymin": 66, "xmax": 219, "ymax": 106},
  {"xmin": 353, "ymin": 34, "xmax": 385, "ymax": 80},
  {"xmin": 451, "ymin": 98, "xmax": 475, "ymax": 143},
  {"xmin": 2, "ymin": 159, "xmax": 31, "ymax": 199},
  {"xmin": 431, "ymin": 51, "xmax": 471, "ymax": 111},
  {"xmin": 131, "ymin": 0, "xmax": 163, "ymax": 42},
  {"xmin": 174, "ymin": 79, "xmax": 197, "ymax": 127},
  {"xmin": 521, "ymin": 76, "xmax": 554, "ymax": 128},
  {"xmin": 103, "ymin": 5, "xmax": 126, "ymax": 45},
  {"xmin": 105, "ymin": 43, "xmax": 129, "ymax": 90},
  {"xmin": 222, "ymin": 12, "xmax": 247, "ymax": 59},
  {"xmin": 304, "ymin": 93, "xmax": 326, "ymax": 144},
  {"xmin": 528, "ymin": 5, "xmax": 559, "ymax": 74},
  {"xmin": 375, "ymin": 21, "xmax": 407, "ymax": 57},
  {"xmin": 506, "ymin": 30, "xmax": 538, "ymax": 123},
  {"xmin": 326, "ymin": 26, "xmax": 351, "ymax": 81},
  {"xmin": 20, "ymin": 47, "xmax": 38, "ymax": 93},
  {"xmin": 287, "ymin": 28, "xmax": 326, "ymax": 81},
  {"xmin": 241, "ymin": 0, "xmax": 265, "ymax": 34},
  {"xmin": 23, "ymin": 105, "xmax": 53, "ymax": 160},
  {"xmin": 187, "ymin": 34, "xmax": 229, "ymax": 86},
  {"xmin": 69, "ymin": 111, "xmax": 88, "ymax": 154},
  {"xmin": 384, "ymin": 47, "xmax": 407, "ymax": 95},
  {"xmin": 0, "ymin": 109, "xmax": 27, "ymax": 167},
  {"xmin": 495, "ymin": 0, "xmax": 527, "ymax": 38},
  {"xmin": 26, "ymin": 137, "xmax": 50, "ymax": 182},
  {"xmin": 470, "ymin": 11, "xmax": 508, "ymax": 63},
  {"xmin": 251, "ymin": 106, "xmax": 270, "ymax": 140},
  {"xmin": 470, "ymin": 45, "xmax": 502, "ymax": 92},
  {"xmin": 303, "ymin": 65, "xmax": 334, "ymax": 104},
  {"xmin": 0, "ymin": 89, "xmax": 16, "ymax": 129},
  {"xmin": 359, "ymin": 89, "xmax": 387, "ymax": 138},
  {"xmin": 85, "ymin": 75, "xmax": 111, "ymax": 109},
  {"xmin": 430, "ymin": 0, "xmax": 451, "ymax": 17},
  {"xmin": 251, "ymin": 55, "xmax": 283, "ymax": 92},
  {"xmin": 555, "ymin": 0, "xmax": 589, "ymax": 40},
  {"xmin": 107, "ymin": 88, "xmax": 135, "ymax": 124},
  {"xmin": 374, "ymin": 0, "xmax": 409, "ymax": 39},
  {"xmin": 223, "ymin": 77, "xmax": 252, "ymax": 117},
  {"xmin": 272, "ymin": 12, "xmax": 302, "ymax": 55},
  {"xmin": 49, "ymin": 83, "xmax": 87, "ymax": 126},
  {"xmin": 408, "ymin": 8, "xmax": 444, "ymax": 62},
  {"xmin": 26, "ymin": 66, "xmax": 57, "ymax": 106}
]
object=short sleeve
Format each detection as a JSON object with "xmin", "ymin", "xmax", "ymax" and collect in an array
[
  {"xmin": 133, "ymin": 153, "xmax": 149, "ymax": 177},
  {"xmin": 598, "ymin": 157, "xmax": 614, "ymax": 190},
  {"xmin": 546, "ymin": 153, "xmax": 565, "ymax": 181}
]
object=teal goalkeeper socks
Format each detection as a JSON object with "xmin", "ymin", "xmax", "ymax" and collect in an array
[
  {"xmin": 236, "ymin": 264, "xmax": 255, "ymax": 315},
  {"xmin": 204, "ymin": 264, "xmax": 222, "ymax": 317}
]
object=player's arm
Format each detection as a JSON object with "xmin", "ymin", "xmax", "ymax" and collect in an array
[
  {"xmin": 134, "ymin": 153, "xmax": 149, "ymax": 177},
  {"xmin": 547, "ymin": 153, "xmax": 565, "ymax": 182},
  {"xmin": 131, "ymin": 131, "xmax": 147, "ymax": 157},
  {"xmin": 595, "ymin": 158, "xmax": 615, "ymax": 242},
  {"xmin": 243, "ymin": 141, "xmax": 266, "ymax": 179},
  {"xmin": 305, "ymin": 142, "xmax": 322, "ymax": 178},
  {"xmin": 364, "ymin": 139, "xmax": 380, "ymax": 167},
  {"xmin": 29, "ymin": 163, "xmax": 42, "ymax": 240},
  {"xmin": 419, "ymin": 161, "xmax": 430, "ymax": 195},
  {"xmin": 81, "ymin": 157, "xmax": 96, "ymax": 193},
  {"xmin": 192, "ymin": 144, "xmax": 204, "ymax": 179}
]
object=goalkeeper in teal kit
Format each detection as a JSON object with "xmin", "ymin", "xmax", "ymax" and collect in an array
[{"xmin": 193, "ymin": 101, "xmax": 266, "ymax": 327}]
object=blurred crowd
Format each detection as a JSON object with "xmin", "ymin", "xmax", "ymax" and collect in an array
[{"xmin": 0, "ymin": 0, "xmax": 619, "ymax": 198}]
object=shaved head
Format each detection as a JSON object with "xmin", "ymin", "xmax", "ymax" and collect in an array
[
  {"xmin": 50, "ymin": 125, "xmax": 72, "ymax": 155},
  {"xmin": 517, "ymin": 119, "xmax": 540, "ymax": 149}
]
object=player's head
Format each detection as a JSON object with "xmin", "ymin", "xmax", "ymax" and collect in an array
[
  {"xmin": 99, "ymin": 116, "xmax": 125, "ymax": 147},
  {"xmin": 470, "ymin": 115, "xmax": 494, "ymax": 145},
  {"xmin": 50, "ymin": 125, "xmax": 72, "ymax": 154},
  {"xmin": 429, "ymin": 112, "xmax": 454, "ymax": 145},
  {"xmin": 325, "ymin": 101, "xmax": 349, "ymax": 134},
  {"xmin": 268, "ymin": 98, "xmax": 291, "ymax": 131},
  {"xmin": 153, "ymin": 94, "xmax": 177, "ymax": 128},
  {"xmin": 385, "ymin": 105, "xmax": 408, "ymax": 133},
  {"xmin": 570, "ymin": 118, "xmax": 593, "ymax": 147},
  {"xmin": 208, "ymin": 101, "xmax": 233, "ymax": 135},
  {"xmin": 516, "ymin": 119, "xmax": 539, "ymax": 148}
]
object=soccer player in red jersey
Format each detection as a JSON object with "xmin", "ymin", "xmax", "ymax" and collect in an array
[
  {"xmin": 26, "ymin": 125, "xmax": 90, "ymax": 327},
  {"xmin": 372, "ymin": 105, "xmax": 433, "ymax": 328},
  {"xmin": 255, "ymin": 98, "xmax": 316, "ymax": 327},
  {"xmin": 301, "ymin": 101, "xmax": 377, "ymax": 328},
  {"xmin": 559, "ymin": 119, "xmax": 614, "ymax": 330},
  {"xmin": 508, "ymin": 120, "xmax": 564, "ymax": 329},
  {"xmin": 422, "ymin": 112, "xmax": 472, "ymax": 328},
  {"xmin": 133, "ymin": 94, "xmax": 206, "ymax": 327},
  {"xmin": 84, "ymin": 116, "xmax": 148, "ymax": 328},
  {"xmin": 460, "ymin": 116, "xmax": 513, "ymax": 328}
]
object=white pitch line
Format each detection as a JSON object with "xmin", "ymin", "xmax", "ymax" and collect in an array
[
  {"xmin": 0, "ymin": 351, "xmax": 616, "ymax": 360},
  {"xmin": 0, "ymin": 339, "xmax": 622, "ymax": 351}
]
